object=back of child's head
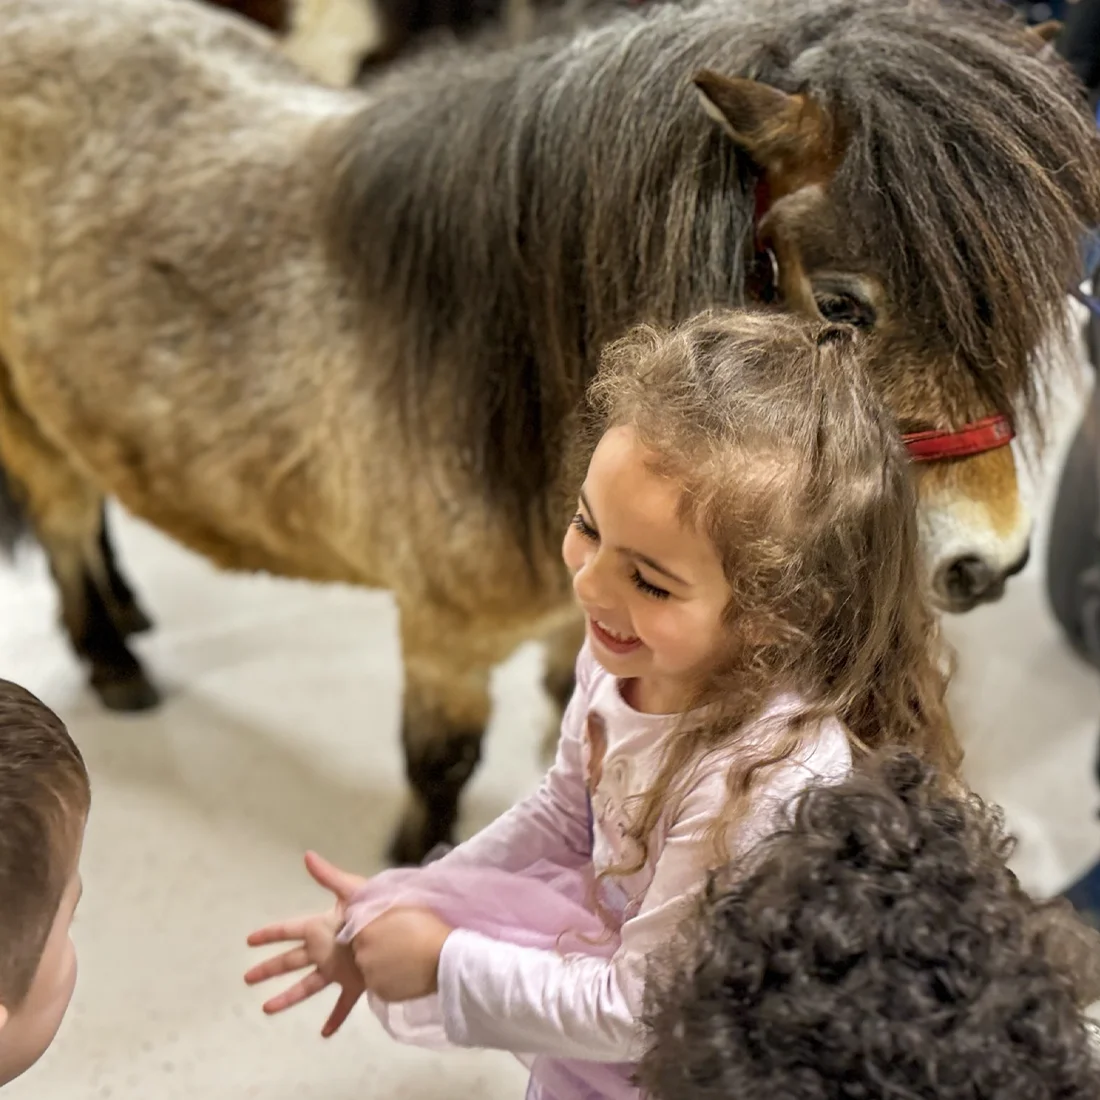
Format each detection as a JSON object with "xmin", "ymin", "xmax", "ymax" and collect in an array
[
  {"xmin": 583, "ymin": 310, "xmax": 959, "ymax": 796},
  {"xmin": 640, "ymin": 751, "xmax": 1100, "ymax": 1100},
  {"xmin": 0, "ymin": 679, "xmax": 88, "ymax": 1013}
]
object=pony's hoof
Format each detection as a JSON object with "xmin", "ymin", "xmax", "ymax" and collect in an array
[{"xmin": 94, "ymin": 672, "xmax": 162, "ymax": 713}]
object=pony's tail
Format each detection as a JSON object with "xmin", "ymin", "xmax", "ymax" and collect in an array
[{"xmin": 0, "ymin": 460, "xmax": 30, "ymax": 558}]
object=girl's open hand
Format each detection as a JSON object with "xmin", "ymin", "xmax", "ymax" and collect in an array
[
  {"xmin": 245, "ymin": 851, "xmax": 368, "ymax": 1037},
  {"xmin": 351, "ymin": 907, "xmax": 454, "ymax": 1003}
]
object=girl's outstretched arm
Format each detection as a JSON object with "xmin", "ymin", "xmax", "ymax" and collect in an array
[
  {"xmin": 286, "ymin": 644, "xmax": 600, "ymax": 1028},
  {"xmin": 432, "ymin": 724, "xmax": 852, "ymax": 1062},
  {"xmin": 430, "ymin": 799, "xmax": 709, "ymax": 1062}
]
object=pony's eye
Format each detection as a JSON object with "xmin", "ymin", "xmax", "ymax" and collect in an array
[{"xmin": 815, "ymin": 292, "xmax": 876, "ymax": 328}]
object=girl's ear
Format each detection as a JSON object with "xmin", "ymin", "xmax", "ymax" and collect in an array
[{"xmin": 0, "ymin": 1004, "xmax": 9, "ymax": 1032}]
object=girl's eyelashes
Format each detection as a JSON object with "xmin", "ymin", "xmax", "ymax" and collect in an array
[
  {"xmin": 632, "ymin": 570, "xmax": 670, "ymax": 600},
  {"xmin": 573, "ymin": 512, "xmax": 670, "ymax": 598},
  {"xmin": 571, "ymin": 512, "xmax": 598, "ymax": 540}
]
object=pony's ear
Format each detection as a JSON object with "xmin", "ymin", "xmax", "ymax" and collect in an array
[
  {"xmin": 692, "ymin": 71, "xmax": 834, "ymax": 177},
  {"xmin": 1028, "ymin": 19, "xmax": 1062, "ymax": 45},
  {"xmin": 1026, "ymin": 20, "xmax": 1062, "ymax": 61}
]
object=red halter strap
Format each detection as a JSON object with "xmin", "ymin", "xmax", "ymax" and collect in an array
[{"xmin": 901, "ymin": 415, "xmax": 1015, "ymax": 463}]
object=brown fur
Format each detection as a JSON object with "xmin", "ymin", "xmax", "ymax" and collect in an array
[
  {"xmin": 0, "ymin": 0, "xmax": 1095, "ymax": 864},
  {"xmin": 934, "ymin": 448, "xmax": 1024, "ymax": 542}
]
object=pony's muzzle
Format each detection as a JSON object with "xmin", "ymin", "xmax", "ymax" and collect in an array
[{"xmin": 933, "ymin": 546, "xmax": 1030, "ymax": 611}]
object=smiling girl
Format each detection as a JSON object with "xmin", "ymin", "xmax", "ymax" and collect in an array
[{"xmin": 246, "ymin": 311, "xmax": 962, "ymax": 1100}]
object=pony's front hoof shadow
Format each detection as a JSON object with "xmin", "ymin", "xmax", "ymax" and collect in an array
[{"xmin": 93, "ymin": 671, "xmax": 162, "ymax": 713}]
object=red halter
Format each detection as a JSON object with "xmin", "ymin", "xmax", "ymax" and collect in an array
[
  {"xmin": 901, "ymin": 415, "xmax": 1015, "ymax": 463},
  {"xmin": 748, "ymin": 180, "xmax": 1015, "ymax": 465}
]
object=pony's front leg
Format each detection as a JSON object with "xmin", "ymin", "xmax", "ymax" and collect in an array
[
  {"xmin": 390, "ymin": 631, "xmax": 492, "ymax": 866},
  {"xmin": 98, "ymin": 504, "xmax": 154, "ymax": 637}
]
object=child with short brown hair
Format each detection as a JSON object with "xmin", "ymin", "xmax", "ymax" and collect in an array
[{"xmin": 0, "ymin": 679, "xmax": 89, "ymax": 1088}]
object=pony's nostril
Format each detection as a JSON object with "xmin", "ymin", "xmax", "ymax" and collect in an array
[{"xmin": 937, "ymin": 555, "xmax": 995, "ymax": 605}]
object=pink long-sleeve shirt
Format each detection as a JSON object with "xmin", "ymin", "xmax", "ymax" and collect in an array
[{"xmin": 433, "ymin": 641, "xmax": 851, "ymax": 1094}]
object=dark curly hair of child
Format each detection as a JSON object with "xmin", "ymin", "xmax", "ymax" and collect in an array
[{"xmin": 640, "ymin": 752, "xmax": 1100, "ymax": 1099}]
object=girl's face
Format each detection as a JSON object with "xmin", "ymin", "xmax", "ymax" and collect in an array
[{"xmin": 563, "ymin": 425, "xmax": 731, "ymax": 714}]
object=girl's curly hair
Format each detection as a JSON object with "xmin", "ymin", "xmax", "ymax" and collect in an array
[
  {"xmin": 575, "ymin": 311, "xmax": 961, "ymax": 879},
  {"xmin": 640, "ymin": 751, "xmax": 1100, "ymax": 1099}
]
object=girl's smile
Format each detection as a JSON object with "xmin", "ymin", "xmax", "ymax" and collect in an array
[{"xmin": 589, "ymin": 618, "xmax": 643, "ymax": 655}]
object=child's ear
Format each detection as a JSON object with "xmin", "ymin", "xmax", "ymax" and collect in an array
[{"xmin": 0, "ymin": 1003, "xmax": 9, "ymax": 1032}]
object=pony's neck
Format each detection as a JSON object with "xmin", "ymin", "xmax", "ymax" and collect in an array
[{"xmin": 325, "ymin": 13, "xmax": 758, "ymax": 553}]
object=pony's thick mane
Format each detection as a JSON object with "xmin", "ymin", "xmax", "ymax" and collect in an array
[{"xmin": 328, "ymin": 0, "xmax": 1100, "ymax": 548}]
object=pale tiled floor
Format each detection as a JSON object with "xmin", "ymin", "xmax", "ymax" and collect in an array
[{"xmin": 3, "ymin": 321, "xmax": 1100, "ymax": 1097}]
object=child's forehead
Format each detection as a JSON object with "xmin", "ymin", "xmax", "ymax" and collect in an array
[
  {"xmin": 585, "ymin": 430, "xmax": 731, "ymax": 587},
  {"xmin": 589, "ymin": 427, "xmax": 679, "ymax": 504},
  {"xmin": 587, "ymin": 428, "xmax": 696, "ymax": 537}
]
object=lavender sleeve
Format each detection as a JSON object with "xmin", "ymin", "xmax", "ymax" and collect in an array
[
  {"xmin": 432, "ymin": 775, "xmax": 728, "ymax": 1062},
  {"xmin": 434, "ymin": 719, "xmax": 853, "ymax": 1063}
]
